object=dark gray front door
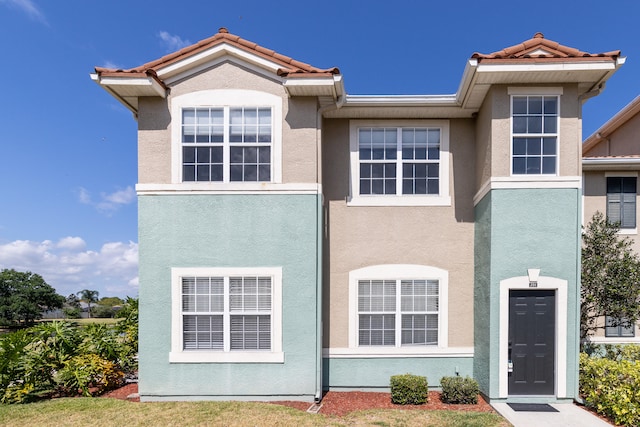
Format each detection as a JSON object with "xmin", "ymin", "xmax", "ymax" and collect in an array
[{"xmin": 508, "ymin": 289, "xmax": 555, "ymax": 395}]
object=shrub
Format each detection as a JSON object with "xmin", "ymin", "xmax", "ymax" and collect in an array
[
  {"xmin": 390, "ymin": 373, "xmax": 428, "ymax": 405},
  {"xmin": 440, "ymin": 376, "xmax": 479, "ymax": 404},
  {"xmin": 56, "ymin": 354, "xmax": 124, "ymax": 396},
  {"xmin": 580, "ymin": 351, "xmax": 640, "ymax": 426}
]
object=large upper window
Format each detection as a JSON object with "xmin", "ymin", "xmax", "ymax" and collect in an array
[
  {"xmin": 607, "ymin": 176, "xmax": 637, "ymax": 229},
  {"xmin": 511, "ymin": 95, "xmax": 558, "ymax": 175},
  {"xmin": 170, "ymin": 267, "xmax": 283, "ymax": 363},
  {"xmin": 348, "ymin": 265, "xmax": 448, "ymax": 352},
  {"xmin": 182, "ymin": 107, "xmax": 272, "ymax": 182},
  {"xmin": 171, "ymin": 90, "xmax": 282, "ymax": 186},
  {"xmin": 349, "ymin": 121, "xmax": 450, "ymax": 206}
]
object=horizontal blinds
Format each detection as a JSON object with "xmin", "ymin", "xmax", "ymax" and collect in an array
[{"xmin": 181, "ymin": 275, "xmax": 272, "ymax": 352}]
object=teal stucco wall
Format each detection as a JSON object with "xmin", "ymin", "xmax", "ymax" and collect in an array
[
  {"xmin": 474, "ymin": 188, "xmax": 581, "ymax": 400},
  {"xmin": 137, "ymin": 194, "xmax": 321, "ymax": 401},
  {"xmin": 323, "ymin": 357, "xmax": 474, "ymax": 390}
]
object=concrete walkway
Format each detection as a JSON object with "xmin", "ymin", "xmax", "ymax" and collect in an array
[{"xmin": 492, "ymin": 402, "xmax": 611, "ymax": 427}]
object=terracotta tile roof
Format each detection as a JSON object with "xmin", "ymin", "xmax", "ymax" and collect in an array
[
  {"xmin": 95, "ymin": 27, "xmax": 339, "ymax": 80},
  {"xmin": 472, "ymin": 32, "xmax": 621, "ymax": 62}
]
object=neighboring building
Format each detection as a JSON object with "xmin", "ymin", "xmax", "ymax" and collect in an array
[
  {"xmin": 583, "ymin": 95, "xmax": 640, "ymax": 343},
  {"xmin": 92, "ymin": 29, "xmax": 624, "ymax": 403}
]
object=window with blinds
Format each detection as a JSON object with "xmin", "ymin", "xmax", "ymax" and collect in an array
[
  {"xmin": 181, "ymin": 275, "xmax": 272, "ymax": 351},
  {"xmin": 358, "ymin": 279, "xmax": 439, "ymax": 347},
  {"xmin": 607, "ymin": 177, "xmax": 637, "ymax": 229}
]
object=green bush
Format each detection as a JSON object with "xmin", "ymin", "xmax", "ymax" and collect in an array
[
  {"xmin": 56, "ymin": 354, "xmax": 124, "ymax": 396},
  {"xmin": 390, "ymin": 373, "xmax": 428, "ymax": 405},
  {"xmin": 440, "ymin": 376, "xmax": 479, "ymax": 404},
  {"xmin": 0, "ymin": 313, "xmax": 138, "ymax": 404},
  {"xmin": 580, "ymin": 350, "xmax": 640, "ymax": 426}
]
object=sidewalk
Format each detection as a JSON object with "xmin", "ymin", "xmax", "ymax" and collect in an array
[{"xmin": 492, "ymin": 402, "xmax": 611, "ymax": 427}]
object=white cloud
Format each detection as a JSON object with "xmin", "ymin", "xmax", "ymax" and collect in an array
[
  {"xmin": 0, "ymin": 237, "xmax": 138, "ymax": 298},
  {"xmin": 158, "ymin": 31, "xmax": 191, "ymax": 52},
  {"xmin": 0, "ymin": 0, "xmax": 47, "ymax": 24},
  {"xmin": 78, "ymin": 186, "xmax": 136, "ymax": 215}
]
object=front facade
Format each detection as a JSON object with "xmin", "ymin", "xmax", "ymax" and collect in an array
[
  {"xmin": 583, "ymin": 95, "xmax": 640, "ymax": 343},
  {"xmin": 92, "ymin": 29, "xmax": 623, "ymax": 403}
]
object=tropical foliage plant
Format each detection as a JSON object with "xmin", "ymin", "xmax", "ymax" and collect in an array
[{"xmin": 0, "ymin": 298, "xmax": 138, "ymax": 403}]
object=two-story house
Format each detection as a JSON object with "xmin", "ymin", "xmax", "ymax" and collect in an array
[
  {"xmin": 92, "ymin": 29, "xmax": 624, "ymax": 404},
  {"xmin": 583, "ymin": 94, "xmax": 640, "ymax": 343}
]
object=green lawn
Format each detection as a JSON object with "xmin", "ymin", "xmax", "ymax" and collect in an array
[{"xmin": 0, "ymin": 398, "xmax": 510, "ymax": 427}]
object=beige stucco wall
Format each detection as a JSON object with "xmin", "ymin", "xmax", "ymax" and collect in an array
[
  {"xmin": 137, "ymin": 62, "xmax": 319, "ymax": 185},
  {"xmin": 584, "ymin": 111, "xmax": 640, "ymax": 157},
  {"xmin": 583, "ymin": 172, "xmax": 640, "ymax": 254},
  {"xmin": 321, "ymin": 118, "xmax": 476, "ymax": 349},
  {"xmin": 474, "ymin": 85, "xmax": 582, "ymax": 186}
]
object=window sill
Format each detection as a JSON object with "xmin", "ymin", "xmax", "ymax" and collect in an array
[
  {"xmin": 324, "ymin": 346, "xmax": 473, "ymax": 358},
  {"xmin": 346, "ymin": 195, "xmax": 451, "ymax": 207},
  {"xmin": 169, "ymin": 351, "xmax": 285, "ymax": 364},
  {"xmin": 617, "ymin": 228, "xmax": 637, "ymax": 235}
]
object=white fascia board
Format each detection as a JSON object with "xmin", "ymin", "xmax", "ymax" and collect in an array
[
  {"xmin": 455, "ymin": 58, "xmax": 478, "ymax": 105},
  {"xmin": 93, "ymin": 74, "xmax": 166, "ymax": 98},
  {"xmin": 156, "ymin": 44, "xmax": 282, "ymax": 80},
  {"xmin": 344, "ymin": 94, "xmax": 458, "ymax": 107},
  {"xmin": 476, "ymin": 61, "xmax": 617, "ymax": 73}
]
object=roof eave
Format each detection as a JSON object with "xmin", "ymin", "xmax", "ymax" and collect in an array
[
  {"xmin": 90, "ymin": 72, "xmax": 167, "ymax": 115},
  {"xmin": 583, "ymin": 157, "xmax": 640, "ymax": 171},
  {"xmin": 282, "ymin": 74, "xmax": 345, "ymax": 100},
  {"xmin": 583, "ymin": 90, "xmax": 640, "ymax": 152}
]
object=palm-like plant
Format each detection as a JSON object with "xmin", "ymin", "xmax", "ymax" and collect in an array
[{"xmin": 77, "ymin": 289, "xmax": 99, "ymax": 318}]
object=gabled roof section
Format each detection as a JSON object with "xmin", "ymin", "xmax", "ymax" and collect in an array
[
  {"xmin": 472, "ymin": 32, "xmax": 621, "ymax": 62},
  {"xmin": 91, "ymin": 28, "xmax": 342, "ymax": 116},
  {"xmin": 452, "ymin": 32, "xmax": 625, "ymax": 113},
  {"xmin": 114, "ymin": 27, "xmax": 340, "ymax": 79}
]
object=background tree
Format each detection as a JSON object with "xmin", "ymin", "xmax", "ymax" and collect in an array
[
  {"xmin": 62, "ymin": 294, "xmax": 82, "ymax": 319},
  {"xmin": 581, "ymin": 212, "xmax": 640, "ymax": 340},
  {"xmin": 77, "ymin": 289, "xmax": 99, "ymax": 319},
  {"xmin": 98, "ymin": 296, "xmax": 124, "ymax": 307},
  {"xmin": 0, "ymin": 269, "xmax": 64, "ymax": 326}
]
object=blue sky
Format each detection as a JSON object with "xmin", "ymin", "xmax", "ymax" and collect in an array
[{"xmin": 0, "ymin": 0, "xmax": 639, "ymax": 299}]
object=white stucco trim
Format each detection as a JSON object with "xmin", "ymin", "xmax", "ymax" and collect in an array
[
  {"xmin": 323, "ymin": 347, "xmax": 473, "ymax": 358},
  {"xmin": 508, "ymin": 87, "xmax": 564, "ymax": 95},
  {"xmin": 473, "ymin": 176, "xmax": 581, "ymax": 205},
  {"xmin": 348, "ymin": 264, "xmax": 449, "ymax": 355},
  {"xmin": 169, "ymin": 266, "xmax": 283, "ymax": 364},
  {"xmin": 498, "ymin": 276, "xmax": 568, "ymax": 398},
  {"xmin": 136, "ymin": 183, "xmax": 321, "ymax": 195},
  {"xmin": 170, "ymin": 89, "xmax": 283, "ymax": 185},
  {"xmin": 347, "ymin": 120, "xmax": 451, "ymax": 206}
]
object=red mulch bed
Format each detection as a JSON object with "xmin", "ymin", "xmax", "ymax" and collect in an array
[{"xmin": 102, "ymin": 384, "xmax": 496, "ymax": 416}]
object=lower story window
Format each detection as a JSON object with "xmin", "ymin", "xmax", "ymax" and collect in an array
[
  {"xmin": 182, "ymin": 275, "xmax": 272, "ymax": 351},
  {"xmin": 171, "ymin": 267, "xmax": 283, "ymax": 363},
  {"xmin": 357, "ymin": 278, "xmax": 439, "ymax": 347},
  {"xmin": 605, "ymin": 316, "xmax": 635, "ymax": 338}
]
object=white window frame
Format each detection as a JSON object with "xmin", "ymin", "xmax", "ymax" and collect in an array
[
  {"xmin": 605, "ymin": 172, "xmax": 638, "ymax": 234},
  {"xmin": 170, "ymin": 266, "xmax": 283, "ymax": 363},
  {"xmin": 348, "ymin": 265, "xmax": 449, "ymax": 355},
  {"xmin": 171, "ymin": 89, "xmax": 283, "ymax": 188},
  {"xmin": 509, "ymin": 87, "xmax": 562, "ymax": 177},
  {"xmin": 348, "ymin": 120, "xmax": 451, "ymax": 206}
]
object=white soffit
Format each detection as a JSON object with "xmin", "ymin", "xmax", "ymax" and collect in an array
[{"xmin": 90, "ymin": 74, "xmax": 166, "ymax": 98}]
